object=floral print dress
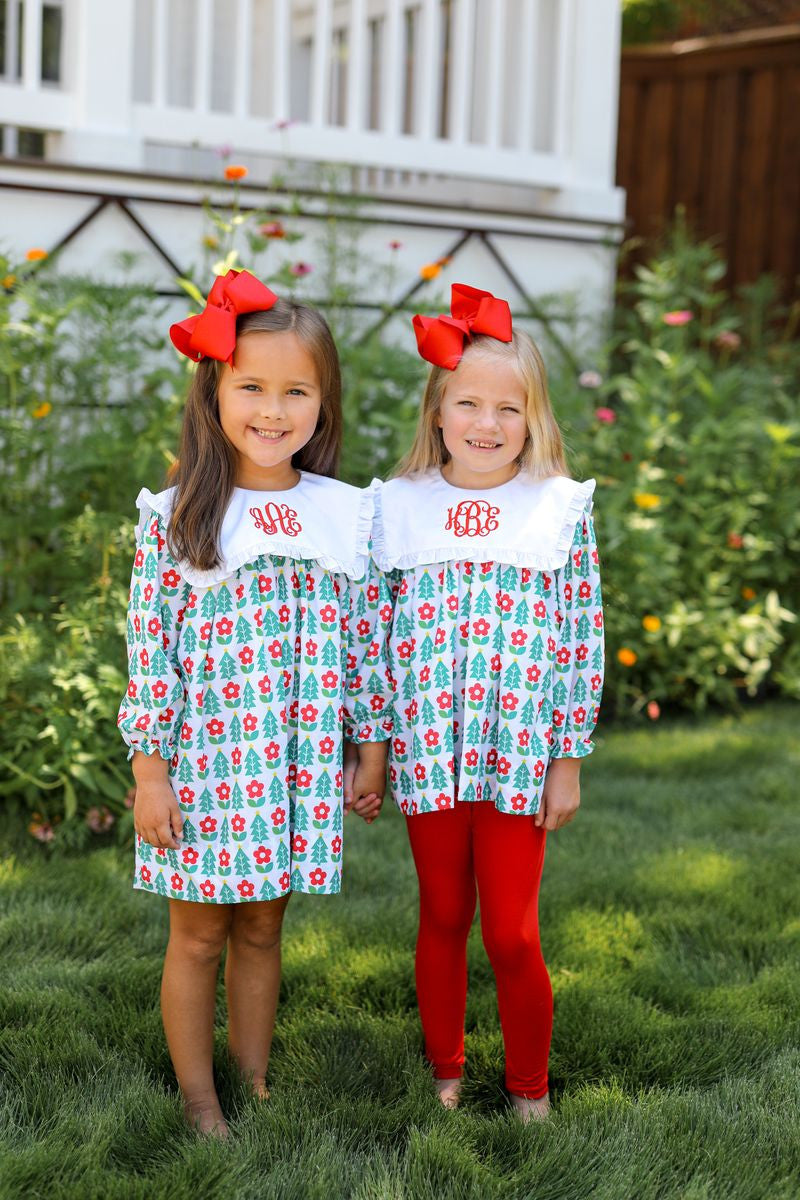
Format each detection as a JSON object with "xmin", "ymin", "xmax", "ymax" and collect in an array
[
  {"xmin": 374, "ymin": 471, "xmax": 604, "ymax": 817},
  {"xmin": 118, "ymin": 473, "xmax": 393, "ymax": 902}
]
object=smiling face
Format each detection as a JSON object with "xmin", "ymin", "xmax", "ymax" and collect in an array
[
  {"xmin": 437, "ymin": 350, "xmax": 529, "ymax": 488},
  {"xmin": 217, "ymin": 329, "xmax": 322, "ymax": 489}
]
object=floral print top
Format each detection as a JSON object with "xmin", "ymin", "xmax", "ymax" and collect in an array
[
  {"xmin": 374, "ymin": 471, "xmax": 604, "ymax": 817},
  {"xmin": 118, "ymin": 474, "xmax": 394, "ymax": 902}
]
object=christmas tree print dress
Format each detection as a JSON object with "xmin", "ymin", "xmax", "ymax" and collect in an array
[
  {"xmin": 374, "ymin": 471, "xmax": 604, "ymax": 816},
  {"xmin": 118, "ymin": 473, "xmax": 394, "ymax": 902}
]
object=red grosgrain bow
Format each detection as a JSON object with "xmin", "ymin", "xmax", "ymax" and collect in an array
[
  {"xmin": 412, "ymin": 283, "xmax": 513, "ymax": 370},
  {"xmin": 169, "ymin": 269, "xmax": 278, "ymax": 365}
]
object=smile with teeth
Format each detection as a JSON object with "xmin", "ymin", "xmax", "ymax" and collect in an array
[
  {"xmin": 467, "ymin": 438, "xmax": 501, "ymax": 449},
  {"xmin": 251, "ymin": 428, "xmax": 288, "ymax": 440}
]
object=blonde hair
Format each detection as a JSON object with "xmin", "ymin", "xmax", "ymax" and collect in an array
[{"xmin": 395, "ymin": 330, "xmax": 567, "ymax": 478}]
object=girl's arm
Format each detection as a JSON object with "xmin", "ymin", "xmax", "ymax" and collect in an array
[
  {"xmin": 537, "ymin": 508, "xmax": 604, "ymax": 831},
  {"xmin": 117, "ymin": 510, "xmax": 188, "ymax": 845}
]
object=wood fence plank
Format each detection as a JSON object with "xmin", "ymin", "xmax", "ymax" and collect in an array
[
  {"xmin": 736, "ymin": 69, "xmax": 777, "ymax": 284},
  {"xmin": 638, "ymin": 78, "xmax": 676, "ymax": 237},
  {"xmin": 674, "ymin": 76, "xmax": 708, "ymax": 227},
  {"xmin": 769, "ymin": 66, "xmax": 800, "ymax": 282}
]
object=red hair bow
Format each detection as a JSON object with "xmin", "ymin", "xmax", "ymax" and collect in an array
[
  {"xmin": 169, "ymin": 269, "xmax": 278, "ymax": 365},
  {"xmin": 412, "ymin": 283, "xmax": 513, "ymax": 370}
]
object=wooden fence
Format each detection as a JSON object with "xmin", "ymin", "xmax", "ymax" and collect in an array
[{"xmin": 617, "ymin": 24, "xmax": 800, "ymax": 291}]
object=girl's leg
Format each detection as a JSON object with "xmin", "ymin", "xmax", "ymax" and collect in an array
[
  {"xmin": 406, "ymin": 805, "xmax": 476, "ymax": 1098},
  {"xmin": 225, "ymin": 894, "xmax": 291, "ymax": 1097},
  {"xmin": 162, "ymin": 899, "xmax": 233, "ymax": 1135},
  {"xmin": 472, "ymin": 803, "xmax": 552, "ymax": 1107}
]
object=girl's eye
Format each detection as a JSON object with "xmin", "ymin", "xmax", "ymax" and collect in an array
[
  {"xmin": 457, "ymin": 399, "xmax": 475, "ymax": 407},
  {"xmin": 503, "ymin": 407, "xmax": 521, "ymax": 414},
  {"xmin": 287, "ymin": 388, "xmax": 307, "ymax": 396},
  {"xmin": 242, "ymin": 384, "xmax": 260, "ymax": 392}
]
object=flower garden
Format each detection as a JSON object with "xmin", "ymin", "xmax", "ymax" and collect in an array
[{"xmin": 1, "ymin": 182, "xmax": 797, "ymax": 840}]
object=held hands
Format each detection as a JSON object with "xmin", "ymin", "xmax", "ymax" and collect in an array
[
  {"xmin": 132, "ymin": 751, "xmax": 184, "ymax": 850},
  {"xmin": 535, "ymin": 758, "xmax": 581, "ymax": 832},
  {"xmin": 343, "ymin": 741, "xmax": 387, "ymax": 825}
]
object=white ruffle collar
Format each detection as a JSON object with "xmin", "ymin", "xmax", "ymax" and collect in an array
[
  {"xmin": 373, "ymin": 470, "xmax": 595, "ymax": 571},
  {"xmin": 136, "ymin": 472, "xmax": 374, "ymax": 586}
]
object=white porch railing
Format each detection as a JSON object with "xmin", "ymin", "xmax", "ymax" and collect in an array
[{"xmin": 0, "ymin": 0, "xmax": 621, "ymax": 194}]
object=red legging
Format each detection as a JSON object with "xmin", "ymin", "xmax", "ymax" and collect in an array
[{"xmin": 405, "ymin": 802, "xmax": 552, "ymax": 1099}]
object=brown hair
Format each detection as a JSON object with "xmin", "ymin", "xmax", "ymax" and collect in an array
[
  {"xmin": 395, "ymin": 330, "xmax": 568, "ymax": 479},
  {"xmin": 168, "ymin": 299, "xmax": 342, "ymax": 570}
]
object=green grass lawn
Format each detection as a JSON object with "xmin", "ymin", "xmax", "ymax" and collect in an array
[{"xmin": 1, "ymin": 702, "xmax": 800, "ymax": 1199}]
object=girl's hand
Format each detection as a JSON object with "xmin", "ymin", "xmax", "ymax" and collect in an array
[
  {"xmin": 535, "ymin": 758, "xmax": 581, "ymax": 832},
  {"xmin": 132, "ymin": 751, "xmax": 184, "ymax": 850},
  {"xmin": 343, "ymin": 742, "xmax": 359, "ymax": 815},
  {"xmin": 349, "ymin": 742, "xmax": 388, "ymax": 825}
]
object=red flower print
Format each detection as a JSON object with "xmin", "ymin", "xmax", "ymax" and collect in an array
[
  {"xmin": 297, "ymin": 769, "xmax": 313, "ymax": 789},
  {"xmin": 465, "ymin": 749, "xmax": 479, "ymax": 767},
  {"xmin": 518, "ymin": 729, "xmax": 530, "ymax": 748},
  {"xmin": 564, "ymin": 583, "xmax": 573, "ymax": 603},
  {"xmin": 576, "ymin": 644, "xmax": 588, "ymax": 661},
  {"xmin": 268, "ymin": 640, "xmax": 282, "ymax": 658},
  {"xmin": 232, "ymin": 747, "xmax": 242, "ymax": 765},
  {"xmin": 367, "ymin": 583, "xmax": 379, "ymax": 602},
  {"xmin": 497, "ymin": 756, "xmax": 511, "ymax": 775},
  {"xmin": 424, "ymin": 730, "xmax": 439, "ymax": 748},
  {"xmin": 321, "ymin": 671, "xmax": 339, "ymax": 689},
  {"xmin": 239, "ymin": 647, "xmax": 254, "ymax": 666},
  {"xmin": 200, "ymin": 880, "xmax": 215, "ymax": 898},
  {"xmin": 203, "ymin": 653, "xmax": 214, "ymax": 671},
  {"xmin": 472, "ymin": 618, "xmax": 490, "ymax": 637},
  {"xmin": 419, "ymin": 603, "xmax": 436, "ymax": 622},
  {"xmin": 370, "ymin": 696, "xmax": 384, "ymax": 712},
  {"xmin": 127, "ymin": 682, "xmax": 137, "ymax": 699},
  {"xmin": 468, "ymin": 683, "xmax": 485, "ymax": 702},
  {"xmin": 278, "ymin": 605, "xmax": 290, "ymax": 624},
  {"xmin": 510, "ymin": 793, "xmax": 526, "ymax": 811},
  {"xmin": 216, "ymin": 617, "xmax": 233, "ymax": 637},
  {"xmin": 254, "ymin": 845, "xmax": 271, "ymax": 865},
  {"xmin": 496, "ymin": 592, "xmax": 513, "ymax": 612},
  {"xmin": 591, "ymin": 673, "xmax": 602, "ymax": 690},
  {"xmin": 182, "ymin": 846, "xmax": 199, "ymax": 864},
  {"xmin": 501, "ymin": 693, "xmax": 518, "ymax": 711},
  {"xmin": 258, "ymin": 676, "xmax": 271, "ymax": 696},
  {"xmin": 237, "ymin": 880, "xmax": 255, "ymax": 898},
  {"xmin": 219, "ymin": 849, "xmax": 231, "ymax": 867},
  {"xmin": 357, "ymin": 618, "xmax": 370, "ymax": 637},
  {"xmin": 574, "ymin": 707, "xmax": 586, "ymax": 724},
  {"xmin": 197, "ymin": 755, "xmax": 208, "ymax": 772},
  {"xmin": 547, "ymin": 637, "xmax": 556, "ymax": 653},
  {"xmin": 486, "ymin": 747, "xmax": 498, "ymax": 767},
  {"xmin": 579, "ymin": 581, "xmax": 591, "ymax": 599},
  {"xmin": 140, "ymin": 865, "xmax": 151, "ymax": 883},
  {"xmin": 490, "ymin": 654, "xmax": 501, "ymax": 673},
  {"xmin": 279, "ymin": 872, "xmax": 291, "ymax": 891},
  {"xmin": 557, "ymin": 647, "xmax": 570, "ymax": 665},
  {"xmin": 258, "ymin": 574, "xmax": 273, "ymax": 594},
  {"xmin": 434, "ymin": 628, "xmax": 446, "ymax": 647},
  {"xmin": 147, "ymin": 617, "xmax": 162, "ymax": 637},
  {"xmin": 332, "ymin": 835, "xmax": 342, "ymax": 854},
  {"xmin": 178, "ymin": 787, "xmax": 195, "ymax": 805},
  {"xmin": 152, "ymin": 681, "xmax": 168, "ymax": 700},
  {"xmin": 200, "ymin": 817, "xmax": 218, "ymax": 834},
  {"xmin": 309, "ymin": 868, "xmax": 327, "ymax": 887},
  {"xmin": 243, "ymin": 714, "xmax": 257, "ymax": 732},
  {"xmin": 271, "ymin": 806, "xmax": 286, "ymax": 825},
  {"xmin": 300, "ymin": 704, "xmax": 318, "ymax": 723},
  {"xmin": 292, "ymin": 835, "xmax": 308, "ymax": 854},
  {"xmin": 435, "ymin": 793, "xmax": 450, "ymax": 810},
  {"xmin": 139, "ymin": 649, "xmax": 149, "ymax": 670},
  {"xmin": 163, "ymin": 569, "xmax": 180, "ymax": 588},
  {"xmin": 510, "ymin": 630, "xmax": 527, "ymax": 647},
  {"xmin": 320, "ymin": 737, "xmax": 334, "ymax": 754},
  {"xmin": 232, "ymin": 814, "xmax": 246, "ymax": 833},
  {"xmin": 182, "ymin": 657, "xmax": 194, "ymax": 674},
  {"xmin": 533, "ymin": 760, "xmax": 545, "ymax": 778},
  {"xmin": 216, "ymin": 783, "xmax": 231, "ymax": 801},
  {"xmin": 533, "ymin": 601, "xmax": 546, "ymax": 619},
  {"xmin": 170, "ymin": 873, "xmax": 183, "ymax": 890},
  {"xmin": 562, "ymin": 737, "xmax": 573, "ymax": 753},
  {"xmin": 134, "ymin": 549, "xmax": 144, "ymax": 568},
  {"xmin": 397, "ymin": 640, "xmax": 414, "ymax": 661},
  {"xmin": 420, "ymin": 665, "xmax": 430, "ymax": 684},
  {"xmin": 594, "ymin": 613, "xmax": 603, "ymax": 629},
  {"xmin": 222, "ymin": 682, "xmax": 240, "ymax": 701},
  {"xmin": 527, "ymin": 664, "xmax": 541, "ymax": 683},
  {"xmin": 447, "ymin": 595, "xmax": 458, "ymax": 613},
  {"xmin": 246, "ymin": 781, "xmax": 264, "ymax": 800},
  {"xmin": 552, "ymin": 710, "xmax": 564, "ymax": 727},
  {"xmin": 314, "ymin": 802, "xmax": 330, "ymax": 821},
  {"xmin": 414, "ymin": 763, "xmax": 427, "ymax": 781},
  {"xmin": 320, "ymin": 605, "xmax": 337, "ymax": 623},
  {"xmin": 437, "ymin": 692, "xmax": 452, "ymax": 710}
]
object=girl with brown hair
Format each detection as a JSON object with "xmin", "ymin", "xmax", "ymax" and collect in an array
[{"xmin": 118, "ymin": 270, "xmax": 393, "ymax": 1136}]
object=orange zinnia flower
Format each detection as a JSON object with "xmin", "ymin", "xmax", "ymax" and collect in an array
[
  {"xmin": 420, "ymin": 262, "xmax": 441, "ymax": 281},
  {"xmin": 2, "ymin": 274, "xmax": 16, "ymax": 289},
  {"xmin": 26, "ymin": 248, "xmax": 48, "ymax": 261},
  {"xmin": 642, "ymin": 615, "xmax": 661, "ymax": 633},
  {"xmin": 224, "ymin": 164, "xmax": 248, "ymax": 181},
  {"xmin": 617, "ymin": 647, "xmax": 637, "ymax": 667},
  {"xmin": 32, "ymin": 401, "xmax": 52, "ymax": 419}
]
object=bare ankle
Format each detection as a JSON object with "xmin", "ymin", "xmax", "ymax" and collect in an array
[
  {"xmin": 434, "ymin": 1077, "xmax": 463, "ymax": 1109},
  {"xmin": 183, "ymin": 1093, "xmax": 229, "ymax": 1138},
  {"xmin": 509, "ymin": 1091, "xmax": 550, "ymax": 1123}
]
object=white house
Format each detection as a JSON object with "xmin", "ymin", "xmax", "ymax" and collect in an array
[{"xmin": 0, "ymin": 0, "xmax": 624, "ymax": 348}]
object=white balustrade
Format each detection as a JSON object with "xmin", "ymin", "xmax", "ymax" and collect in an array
[{"xmin": 0, "ymin": 0, "xmax": 622, "ymax": 198}]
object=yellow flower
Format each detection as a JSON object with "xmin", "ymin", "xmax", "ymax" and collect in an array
[
  {"xmin": 25, "ymin": 247, "xmax": 48, "ymax": 261},
  {"xmin": 420, "ymin": 262, "xmax": 442, "ymax": 281},
  {"xmin": 642, "ymin": 615, "xmax": 661, "ymax": 633},
  {"xmin": 617, "ymin": 647, "xmax": 638, "ymax": 667},
  {"xmin": 2, "ymin": 273, "xmax": 16, "ymax": 289},
  {"xmin": 203, "ymin": 235, "xmax": 219, "ymax": 249},
  {"xmin": 633, "ymin": 492, "xmax": 661, "ymax": 510},
  {"xmin": 32, "ymin": 401, "xmax": 52, "ymax": 419},
  {"xmin": 741, "ymin": 586, "xmax": 756, "ymax": 601}
]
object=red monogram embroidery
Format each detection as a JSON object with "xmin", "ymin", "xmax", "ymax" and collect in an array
[
  {"xmin": 249, "ymin": 503, "xmax": 302, "ymax": 537},
  {"xmin": 445, "ymin": 500, "xmax": 500, "ymax": 538}
]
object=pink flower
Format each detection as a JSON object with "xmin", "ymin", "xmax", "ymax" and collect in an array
[
  {"xmin": 647, "ymin": 701, "xmax": 661, "ymax": 720},
  {"xmin": 595, "ymin": 407, "xmax": 616, "ymax": 424},
  {"xmin": 662, "ymin": 310, "xmax": 693, "ymax": 326},
  {"xmin": 289, "ymin": 261, "xmax": 313, "ymax": 277},
  {"xmin": 388, "ymin": 240, "xmax": 403, "ymax": 251},
  {"xmin": 715, "ymin": 330, "xmax": 741, "ymax": 350}
]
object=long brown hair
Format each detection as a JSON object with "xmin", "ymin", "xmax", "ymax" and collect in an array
[
  {"xmin": 395, "ymin": 331, "xmax": 568, "ymax": 479},
  {"xmin": 168, "ymin": 299, "xmax": 342, "ymax": 570}
]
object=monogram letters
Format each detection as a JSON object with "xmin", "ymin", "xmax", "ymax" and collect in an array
[
  {"xmin": 445, "ymin": 500, "xmax": 500, "ymax": 538},
  {"xmin": 249, "ymin": 503, "xmax": 302, "ymax": 537}
]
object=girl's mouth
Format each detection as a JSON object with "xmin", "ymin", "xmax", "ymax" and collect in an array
[
  {"xmin": 466, "ymin": 439, "xmax": 501, "ymax": 450},
  {"xmin": 251, "ymin": 428, "xmax": 288, "ymax": 441}
]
